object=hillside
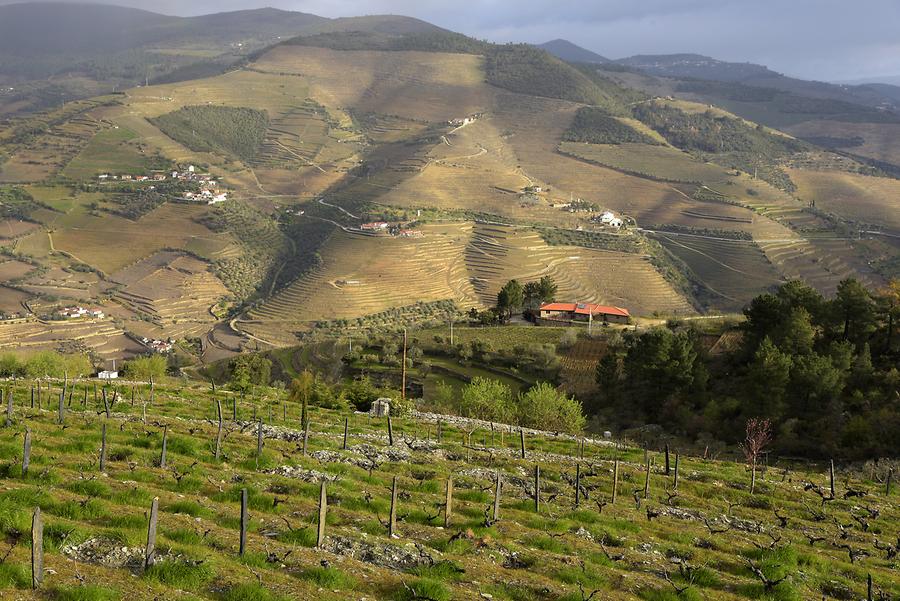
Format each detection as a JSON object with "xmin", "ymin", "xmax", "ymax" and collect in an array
[
  {"xmin": 0, "ymin": 376, "xmax": 897, "ymax": 600},
  {"xmin": 537, "ymin": 39, "xmax": 609, "ymax": 64}
]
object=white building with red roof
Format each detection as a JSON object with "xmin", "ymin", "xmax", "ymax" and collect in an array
[{"xmin": 539, "ymin": 302, "xmax": 630, "ymax": 324}]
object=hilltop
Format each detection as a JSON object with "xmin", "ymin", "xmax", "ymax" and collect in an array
[{"xmin": 537, "ymin": 39, "xmax": 609, "ymax": 64}]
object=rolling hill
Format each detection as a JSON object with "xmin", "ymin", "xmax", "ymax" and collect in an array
[{"xmin": 0, "ymin": 8, "xmax": 896, "ymax": 361}]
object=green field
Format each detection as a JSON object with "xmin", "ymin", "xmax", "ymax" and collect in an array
[{"xmin": 63, "ymin": 126, "xmax": 168, "ymax": 180}]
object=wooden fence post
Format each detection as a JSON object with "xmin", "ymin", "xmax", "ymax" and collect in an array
[
  {"xmin": 644, "ymin": 454, "xmax": 652, "ymax": 499},
  {"xmin": 492, "ymin": 469, "xmax": 502, "ymax": 522},
  {"xmin": 145, "ymin": 497, "xmax": 158, "ymax": 570},
  {"xmin": 82, "ymin": 386, "xmax": 87, "ymax": 408},
  {"xmin": 520, "ymin": 429, "xmax": 526, "ymax": 459},
  {"xmin": 612, "ymin": 460, "xmax": 619, "ymax": 504},
  {"xmin": 316, "ymin": 481, "xmax": 327, "ymax": 548},
  {"xmin": 389, "ymin": 476, "xmax": 399, "ymax": 537},
  {"xmin": 148, "ymin": 375, "xmax": 154, "ymax": 406},
  {"xmin": 387, "ymin": 416, "xmax": 394, "ymax": 446},
  {"xmin": 4, "ymin": 390, "xmax": 11, "ymax": 426},
  {"xmin": 575, "ymin": 464, "xmax": 581, "ymax": 507},
  {"xmin": 159, "ymin": 425, "xmax": 168, "ymax": 469},
  {"xmin": 444, "ymin": 478, "xmax": 453, "ymax": 528},
  {"xmin": 239, "ymin": 488, "xmax": 248, "ymax": 556},
  {"xmin": 437, "ymin": 419, "xmax": 442, "ymax": 442},
  {"xmin": 867, "ymin": 574, "xmax": 873, "ymax": 601},
  {"xmin": 256, "ymin": 419, "xmax": 264, "ymax": 457},
  {"xmin": 232, "ymin": 397, "xmax": 237, "ymax": 422},
  {"xmin": 342, "ymin": 417, "xmax": 349, "ymax": 450},
  {"xmin": 99, "ymin": 422, "xmax": 107, "ymax": 473},
  {"xmin": 57, "ymin": 391, "xmax": 65, "ymax": 425},
  {"xmin": 214, "ymin": 399, "xmax": 224, "ymax": 460},
  {"xmin": 22, "ymin": 428, "xmax": 31, "ymax": 477},
  {"xmin": 31, "ymin": 507, "xmax": 43, "ymax": 589},
  {"xmin": 30, "ymin": 384, "xmax": 34, "ymax": 409},
  {"xmin": 534, "ymin": 465, "xmax": 541, "ymax": 513},
  {"xmin": 886, "ymin": 468, "xmax": 893, "ymax": 495}
]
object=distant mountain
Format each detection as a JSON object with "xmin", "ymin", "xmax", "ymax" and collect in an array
[
  {"xmin": 615, "ymin": 53, "xmax": 900, "ymax": 111},
  {"xmin": 615, "ymin": 54, "xmax": 775, "ymax": 81},
  {"xmin": 537, "ymin": 39, "xmax": 608, "ymax": 64},
  {"xmin": 0, "ymin": 3, "xmax": 327, "ymax": 56}
]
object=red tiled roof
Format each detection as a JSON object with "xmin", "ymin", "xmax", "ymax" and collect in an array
[{"xmin": 540, "ymin": 302, "xmax": 630, "ymax": 317}]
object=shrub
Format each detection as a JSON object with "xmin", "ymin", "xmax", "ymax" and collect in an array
[{"xmin": 516, "ymin": 382, "xmax": 586, "ymax": 433}]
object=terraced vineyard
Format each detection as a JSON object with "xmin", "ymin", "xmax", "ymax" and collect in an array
[
  {"xmin": 239, "ymin": 223, "xmax": 475, "ymax": 345},
  {"xmin": 110, "ymin": 251, "xmax": 230, "ymax": 340},
  {"xmin": 465, "ymin": 224, "xmax": 694, "ymax": 316},
  {"xmin": 239, "ymin": 222, "xmax": 693, "ymax": 346},
  {"xmin": 0, "ymin": 379, "xmax": 896, "ymax": 601},
  {"xmin": 0, "ymin": 318, "xmax": 143, "ymax": 360},
  {"xmin": 757, "ymin": 237, "xmax": 883, "ymax": 297},
  {"xmin": 559, "ymin": 337, "xmax": 606, "ymax": 397},
  {"xmin": 0, "ymin": 111, "xmax": 102, "ymax": 183},
  {"xmin": 652, "ymin": 235, "xmax": 784, "ymax": 311}
]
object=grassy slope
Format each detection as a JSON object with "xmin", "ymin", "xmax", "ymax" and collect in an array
[{"xmin": 0, "ymin": 378, "xmax": 896, "ymax": 600}]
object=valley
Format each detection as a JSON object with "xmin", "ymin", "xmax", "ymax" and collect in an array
[{"xmin": 0, "ymin": 9, "xmax": 896, "ymax": 370}]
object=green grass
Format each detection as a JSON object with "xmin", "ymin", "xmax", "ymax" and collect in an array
[
  {"xmin": 143, "ymin": 559, "xmax": 214, "ymax": 590},
  {"xmin": 47, "ymin": 585, "xmax": 121, "ymax": 601}
]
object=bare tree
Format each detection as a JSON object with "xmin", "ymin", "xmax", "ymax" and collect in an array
[{"xmin": 740, "ymin": 418, "xmax": 772, "ymax": 494}]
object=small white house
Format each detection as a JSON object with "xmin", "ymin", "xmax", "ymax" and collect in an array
[{"xmin": 97, "ymin": 370, "xmax": 119, "ymax": 380}]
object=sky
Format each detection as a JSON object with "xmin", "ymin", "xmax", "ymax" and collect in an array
[{"xmin": 4, "ymin": 0, "xmax": 900, "ymax": 82}]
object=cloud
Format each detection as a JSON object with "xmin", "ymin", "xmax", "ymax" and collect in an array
[{"xmin": 3, "ymin": 0, "xmax": 898, "ymax": 81}]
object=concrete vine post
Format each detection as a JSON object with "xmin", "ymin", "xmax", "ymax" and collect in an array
[
  {"xmin": 31, "ymin": 507, "xmax": 43, "ymax": 589},
  {"xmin": 612, "ymin": 460, "xmax": 619, "ymax": 504},
  {"xmin": 342, "ymin": 417, "xmax": 349, "ymax": 450},
  {"xmin": 57, "ymin": 390, "xmax": 65, "ymax": 425},
  {"xmin": 520, "ymin": 429, "xmax": 526, "ymax": 459},
  {"xmin": 256, "ymin": 419, "xmax": 264, "ymax": 457},
  {"xmin": 214, "ymin": 398, "xmax": 224, "ymax": 460},
  {"xmin": 316, "ymin": 481, "xmax": 327, "ymax": 548},
  {"xmin": 144, "ymin": 497, "xmax": 158, "ymax": 570},
  {"xmin": 444, "ymin": 478, "xmax": 453, "ymax": 528},
  {"xmin": 665, "ymin": 444, "xmax": 671, "ymax": 476},
  {"xmin": 159, "ymin": 425, "xmax": 168, "ymax": 469},
  {"xmin": 389, "ymin": 476, "xmax": 399, "ymax": 537},
  {"xmin": 492, "ymin": 469, "xmax": 502, "ymax": 522},
  {"xmin": 886, "ymin": 468, "xmax": 893, "ymax": 495},
  {"xmin": 674, "ymin": 454, "xmax": 680, "ymax": 491},
  {"xmin": 575, "ymin": 463, "xmax": 581, "ymax": 508},
  {"xmin": 4, "ymin": 389, "xmax": 12, "ymax": 426},
  {"xmin": 99, "ymin": 422, "xmax": 107, "ymax": 473},
  {"xmin": 533, "ymin": 464, "xmax": 541, "ymax": 513},
  {"xmin": 644, "ymin": 454, "xmax": 652, "ymax": 499},
  {"xmin": 239, "ymin": 488, "xmax": 248, "ymax": 556},
  {"xmin": 302, "ymin": 420, "xmax": 310, "ymax": 456},
  {"xmin": 829, "ymin": 459, "xmax": 836, "ymax": 498},
  {"xmin": 387, "ymin": 416, "xmax": 394, "ymax": 446},
  {"xmin": 22, "ymin": 428, "xmax": 32, "ymax": 477}
]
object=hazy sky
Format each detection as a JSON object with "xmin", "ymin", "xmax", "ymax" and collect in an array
[{"xmin": 5, "ymin": 0, "xmax": 900, "ymax": 82}]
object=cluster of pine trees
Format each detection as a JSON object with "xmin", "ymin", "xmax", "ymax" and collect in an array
[{"xmin": 595, "ymin": 279, "xmax": 900, "ymax": 458}]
